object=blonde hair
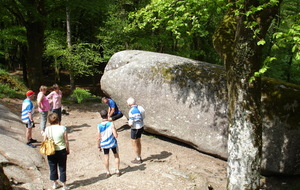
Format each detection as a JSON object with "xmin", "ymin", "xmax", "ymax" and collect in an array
[
  {"xmin": 39, "ymin": 85, "xmax": 47, "ymax": 92},
  {"xmin": 48, "ymin": 113, "xmax": 59, "ymax": 125}
]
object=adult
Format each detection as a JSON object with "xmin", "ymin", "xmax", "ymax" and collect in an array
[
  {"xmin": 127, "ymin": 97, "xmax": 145, "ymax": 164},
  {"xmin": 102, "ymin": 97, "xmax": 123, "ymax": 121},
  {"xmin": 47, "ymin": 84, "xmax": 63, "ymax": 124},
  {"xmin": 21, "ymin": 90, "xmax": 37, "ymax": 148},
  {"xmin": 97, "ymin": 110, "xmax": 121, "ymax": 177},
  {"xmin": 44, "ymin": 113, "xmax": 70, "ymax": 190},
  {"xmin": 37, "ymin": 85, "xmax": 51, "ymax": 133}
]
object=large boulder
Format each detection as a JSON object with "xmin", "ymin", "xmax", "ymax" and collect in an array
[
  {"xmin": 0, "ymin": 103, "xmax": 46, "ymax": 189},
  {"xmin": 100, "ymin": 50, "xmax": 300, "ymax": 175}
]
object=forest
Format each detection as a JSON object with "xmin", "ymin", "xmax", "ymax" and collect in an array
[
  {"xmin": 0, "ymin": 0, "xmax": 300, "ymax": 190},
  {"xmin": 0, "ymin": 0, "xmax": 299, "ymax": 91}
]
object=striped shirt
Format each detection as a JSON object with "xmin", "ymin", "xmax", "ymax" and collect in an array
[
  {"xmin": 21, "ymin": 99, "xmax": 34, "ymax": 124},
  {"xmin": 128, "ymin": 105, "xmax": 145, "ymax": 129},
  {"xmin": 98, "ymin": 121, "xmax": 117, "ymax": 149}
]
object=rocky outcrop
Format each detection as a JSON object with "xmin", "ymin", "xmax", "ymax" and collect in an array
[
  {"xmin": 100, "ymin": 50, "xmax": 300, "ymax": 175},
  {"xmin": 0, "ymin": 103, "xmax": 47, "ymax": 189}
]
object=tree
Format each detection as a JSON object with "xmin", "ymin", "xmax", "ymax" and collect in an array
[
  {"xmin": 123, "ymin": 0, "xmax": 226, "ymax": 64},
  {"xmin": 265, "ymin": 0, "xmax": 300, "ymax": 84},
  {"xmin": 2, "ymin": 0, "xmax": 106, "ymax": 91},
  {"xmin": 213, "ymin": 0, "xmax": 281, "ymax": 189},
  {"xmin": 2, "ymin": 0, "xmax": 47, "ymax": 90}
]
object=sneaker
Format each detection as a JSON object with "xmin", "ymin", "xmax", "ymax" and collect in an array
[
  {"xmin": 105, "ymin": 172, "xmax": 111, "ymax": 178},
  {"xmin": 131, "ymin": 158, "xmax": 142, "ymax": 164},
  {"xmin": 116, "ymin": 171, "xmax": 121, "ymax": 177},
  {"xmin": 29, "ymin": 138, "xmax": 37, "ymax": 143},
  {"xmin": 52, "ymin": 182, "xmax": 58, "ymax": 189},
  {"xmin": 27, "ymin": 143, "xmax": 36, "ymax": 148},
  {"xmin": 62, "ymin": 186, "xmax": 69, "ymax": 190}
]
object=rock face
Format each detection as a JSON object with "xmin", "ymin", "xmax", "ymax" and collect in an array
[
  {"xmin": 100, "ymin": 50, "xmax": 300, "ymax": 175},
  {"xmin": 0, "ymin": 103, "xmax": 46, "ymax": 189}
]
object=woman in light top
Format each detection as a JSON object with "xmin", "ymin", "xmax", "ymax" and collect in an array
[
  {"xmin": 37, "ymin": 85, "xmax": 50, "ymax": 133},
  {"xmin": 44, "ymin": 113, "xmax": 69, "ymax": 190},
  {"xmin": 47, "ymin": 84, "xmax": 63, "ymax": 124}
]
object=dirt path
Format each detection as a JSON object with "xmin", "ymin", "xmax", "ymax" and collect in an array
[
  {"xmin": 2, "ymin": 99, "xmax": 227, "ymax": 190},
  {"xmin": 45, "ymin": 102, "xmax": 227, "ymax": 190}
]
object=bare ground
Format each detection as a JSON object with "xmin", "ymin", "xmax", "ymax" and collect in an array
[{"xmin": 2, "ymin": 98, "xmax": 227, "ymax": 190}]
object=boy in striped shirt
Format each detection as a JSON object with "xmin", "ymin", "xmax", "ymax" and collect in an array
[
  {"xmin": 21, "ymin": 90, "xmax": 37, "ymax": 148},
  {"xmin": 97, "ymin": 110, "xmax": 121, "ymax": 177}
]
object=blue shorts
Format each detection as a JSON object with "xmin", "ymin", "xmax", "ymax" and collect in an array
[{"xmin": 131, "ymin": 127, "xmax": 144, "ymax": 139}]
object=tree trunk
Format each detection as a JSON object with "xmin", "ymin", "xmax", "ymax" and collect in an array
[
  {"xmin": 213, "ymin": 1, "xmax": 281, "ymax": 189},
  {"xmin": 66, "ymin": 6, "xmax": 75, "ymax": 92},
  {"xmin": 54, "ymin": 58, "xmax": 61, "ymax": 83},
  {"xmin": 21, "ymin": 44, "xmax": 28, "ymax": 86},
  {"xmin": 227, "ymin": 13, "xmax": 262, "ymax": 189},
  {"xmin": 25, "ymin": 21, "xmax": 44, "ymax": 91}
]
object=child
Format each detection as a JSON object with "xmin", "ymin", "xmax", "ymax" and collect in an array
[
  {"xmin": 97, "ymin": 110, "xmax": 121, "ymax": 177},
  {"xmin": 21, "ymin": 90, "xmax": 37, "ymax": 148}
]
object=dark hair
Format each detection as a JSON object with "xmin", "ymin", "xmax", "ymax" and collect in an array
[
  {"xmin": 48, "ymin": 113, "xmax": 59, "ymax": 125},
  {"xmin": 53, "ymin": 84, "xmax": 59, "ymax": 90},
  {"xmin": 100, "ymin": 110, "xmax": 108, "ymax": 119}
]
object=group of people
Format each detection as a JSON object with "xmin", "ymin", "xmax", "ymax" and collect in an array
[
  {"xmin": 99, "ymin": 97, "xmax": 146, "ymax": 178},
  {"xmin": 21, "ymin": 88, "xmax": 145, "ymax": 190},
  {"xmin": 21, "ymin": 85, "xmax": 68, "ymax": 190},
  {"xmin": 21, "ymin": 84, "xmax": 63, "ymax": 148}
]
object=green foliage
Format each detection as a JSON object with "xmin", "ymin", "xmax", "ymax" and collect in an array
[
  {"xmin": 0, "ymin": 69, "xmax": 27, "ymax": 98},
  {"xmin": 44, "ymin": 31, "xmax": 104, "ymax": 79},
  {"xmin": 123, "ymin": 0, "xmax": 226, "ymax": 63},
  {"xmin": 263, "ymin": 0, "xmax": 300, "ymax": 85},
  {"xmin": 70, "ymin": 88, "xmax": 94, "ymax": 103},
  {"xmin": 63, "ymin": 43, "xmax": 104, "ymax": 77},
  {"xmin": 0, "ymin": 83, "xmax": 24, "ymax": 98},
  {"xmin": 44, "ymin": 30, "xmax": 66, "ymax": 58}
]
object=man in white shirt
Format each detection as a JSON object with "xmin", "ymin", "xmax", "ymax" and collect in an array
[{"xmin": 127, "ymin": 97, "xmax": 145, "ymax": 164}]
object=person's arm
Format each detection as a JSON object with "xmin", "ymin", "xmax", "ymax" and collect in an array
[
  {"xmin": 128, "ymin": 110, "xmax": 133, "ymax": 126},
  {"xmin": 107, "ymin": 99, "xmax": 116, "ymax": 118},
  {"xmin": 111, "ymin": 123, "xmax": 118, "ymax": 138},
  {"xmin": 108, "ymin": 107, "xmax": 115, "ymax": 117},
  {"xmin": 97, "ymin": 132, "xmax": 102, "ymax": 151},
  {"xmin": 28, "ymin": 111, "xmax": 34, "ymax": 123},
  {"xmin": 37, "ymin": 92, "xmax": 44, "ymax": 109},
  {"xmin": 46, "ymin": 92, "xmax": 53, "ymax": 99},
  {"xmin": 46, "ymin": 92, "xmax": 53, "ymax": 105},
  {"xmin": 43, "ymin": 128, "xmax": 47, "ymax": 141},
  {"xmin": 64, "ymin": 131, "xmax": 70, "ymax": 154}
]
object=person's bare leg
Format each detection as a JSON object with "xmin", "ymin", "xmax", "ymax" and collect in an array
[
  {"xmin": 114, "ymin": 153, "xmax": 120, "ymax": 176},
  {"xmin": 131, "ymin": 139, "xmax": 139, "ymax": 158},
  {"xmin": 26, "ymin": 128, "xmax": 32, "ymax": 143},
  {"xmin": 136, "ymin": 138, "xmax": 142, "ymax": 158},
  {"xmin": 103, "ymin": 154, "xmax": 110, "ymax": 172},
  {"xmin": 113, "ymin": 153, "xmax": 120, "ymax": 171}
]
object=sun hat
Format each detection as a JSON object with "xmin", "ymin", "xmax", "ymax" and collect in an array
[{"xmin": 26, "ymin": 90, "xmax": 35, "ymax": 97}]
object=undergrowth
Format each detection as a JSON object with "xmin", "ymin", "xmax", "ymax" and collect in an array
[{"xmin": 0, "ymin": 69, "xmax": 28, "ymax": 99}]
